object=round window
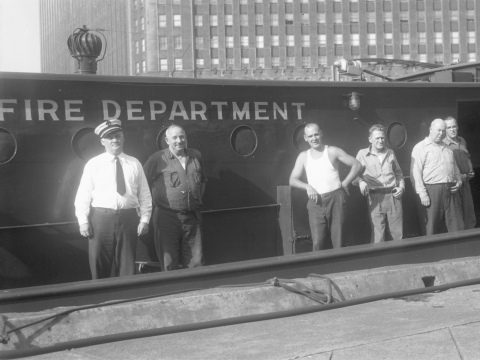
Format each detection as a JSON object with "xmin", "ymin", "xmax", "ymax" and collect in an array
[
  {"xmin": 292, "ymin": 125, "xmax": 309, "ymax": 152},
  {"xmin": 71, "ymin": 128, "xmax": 104, "ymax": 160},
  {"xmin": 0, "ymin": 128, "xmax": 17, "ymax": 164},
  {"xmin": 230, "ymin": 125, "xmax": 258, "ymax": 157},
  {"xmin": 156, "ymin": 127, "xmax": 169, "ymax": 150},
  {"xmin": 387, "ymin": 122, "xmax": 407, "ymax": 148}
]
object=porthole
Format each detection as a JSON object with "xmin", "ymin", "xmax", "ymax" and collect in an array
[
  {"xmin": 0, "ymin": 128, "xmax": 17, "ymax": 165},
  {"xmin": 230, "ymin": 125, "xmax": 258, "ymax": 157},
  {"xmin": 156, "ymin": 127, "xmax": 169, "ymax": 150},
  {"xmin": 71, "ymin": 128, "xmax": 104, "ymax": 161},
  {"xmin": 292, "ymin": 125, "xmax": 309, "ymax": 152},
  {"xmin": 387, "ymin": 122, "xmax": 407, "ymax": 149}
]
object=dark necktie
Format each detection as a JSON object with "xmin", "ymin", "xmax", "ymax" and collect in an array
[{"xmin": 115, "ymin": 156, "xmax": 126, "ymax": 195}]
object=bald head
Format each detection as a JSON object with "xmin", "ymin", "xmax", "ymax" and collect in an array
[
  {"xmin": 304, "ymin": 123, "xmax": 321, "ymax": 135},
  {"xmin": 429, "ymin": 118, "xmax": 446, "ymax": 144}
]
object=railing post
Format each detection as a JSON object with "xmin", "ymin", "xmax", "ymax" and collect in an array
[{"xmin": 277, "ymin": 186, "xmax": 294, "ymax": 255}]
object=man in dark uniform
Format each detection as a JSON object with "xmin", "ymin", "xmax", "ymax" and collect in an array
[
  {"xmin": 144, "ymin": 124, "xmax": 206, "ymax": 271},
  {"xmin": 75, "ymin": 119, "xmax": 152, "ymax": 279}
]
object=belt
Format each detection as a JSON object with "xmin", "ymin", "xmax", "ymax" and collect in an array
[
  {"xmin": 177, "ymin": 210, "xmax": 196, "ymax": 215},
  {"xmin": 93, "ymin": 207, "xmax": 136, "ymax": 215},
  {"xmin": 319, "ymin": 187, "xmax": 343, "ymax": 198},
  {"xmin": 369, "ymin": 187, "xmax": 394, "ymax": 194}
]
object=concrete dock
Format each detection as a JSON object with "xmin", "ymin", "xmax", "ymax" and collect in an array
[{"xmin": 2, "ymin": 257, "xmax": 480, "ymax": 359}]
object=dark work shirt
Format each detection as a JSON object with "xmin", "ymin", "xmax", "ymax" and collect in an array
[{"xmin": 143, "ymin": 148, "xmax": 206, "ymax": 211}]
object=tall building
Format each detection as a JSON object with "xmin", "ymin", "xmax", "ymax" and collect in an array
[{"xmin": 40, "ymin": 0, "xmax": 480, "ymax": 81}]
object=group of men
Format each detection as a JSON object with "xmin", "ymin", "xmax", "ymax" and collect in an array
[
  {"xmin": 75, "ymin": 120, "xmax": 206, "ymax": 279},
  {"xmin": 290, "ymin": 118, "xmax": 475, "ymax": 250},
  {"xmin": 75, "ymin": 116, "xmax": 475, "ymax": 280}
]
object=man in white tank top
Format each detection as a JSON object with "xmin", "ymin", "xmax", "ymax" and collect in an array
[{"xmin": 289, "ymin": 123, "xmax": 362, "ymax": 250}]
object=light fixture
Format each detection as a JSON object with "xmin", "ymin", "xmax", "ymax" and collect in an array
[{"xmin": 343, "ymin": 92, "xmax": 362, "ymax": 111}]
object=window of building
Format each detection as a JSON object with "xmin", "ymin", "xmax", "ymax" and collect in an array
[
  {"xmin": 226, "ymin": 57, "xmax": 234, "ymax": 67},
  {"xmin": 135, "ymin": 19, "xmax": 138, "ymax": 32},
  {"xmin": 334, "ymin": 34, "xmax": 342, "ymax": 44},
  {"xmin": 450, "ymin": 10, "xmax": 459, "ymax": 21},
  {"xmin": 159, "ymin": 37, "xmax": 167, "ymax": 50},
  {"xmin": 401, "ymin": 33, "xmax": 409, "ymax": 45},
  {"xmin": 287, "ymin": 56, "xmax": 295, "ymax": 66},
  {"xmin": 468, "ymin": 53, "xmax": 476, "ymax": 62},
  {"xmin": 418, "ymin": 32, "xmax": 426, "ymax": 44},
  {"xmin": 195, "ymin": 15, "xmax": 203, "ymax": 27},
  {"xmin": 211, "ymin": 36, "xmax": 219, "ymax": 48},
  {"xmin": 194, "ymin": 0, "xmax": 202, "ymax": 4},
  {"xmin": 401, "ymin": 54, "xmax": 410, "ymax": 60},
  {"xmin": 256, "ymin": 36, "xmax": 264, "ymax": 48},
  {"xmin": 451, "ymin": 32, "xmax": 459, "ymax": 44},
  {"xmin": 242, "ymin": 57, "xmax": 249, "ymax": 66},
  {"xmin": 383, "ymin": 12, "xmax": 392, "ymax": 21},
  {"xmin": 302, "ymin": 56, "xmax": 310, "ymax": 67},
  {"xmin": 286, "ymin": 35, "xmax": 295, "ymax": 46},
  {"xmin": 366, "ymin": 1, "xmax": 375, "ymax": 12},
  {"xmin": 418, "ymin": 54, "xmax": 427, "ymax": 62},
  {"xmin": 384, "ymin": 32, "xmax": 392, "ymax": 44},
  {"xmin": 302, "ymin": 35, "xmax": 310, "ymax": 47},
  {"xmin": 271, "ymin": 13, "xmax": 279, "ymax": 26},
  {"xmin": 174, "ymin": 59, "xmax": 183, "ymax": 70},
  {"xmin": 226, "ymin": 36, "xmax": 234, "ymax": 48},
  {"xmin": 173, "ymin": 14, "xmax": 181, "ymax": 27},
  {"xmin": 212, "ymin": 58, "xmax": 219, "ymax": 66},
  {"xmin": 160, "ymin": 59, "xmax": 168, "ymax": 71},
  {"xmin": 317, "ymin": 13, "xmax": 325, "ymax": 23},
  {"xmin": 142, "ymin": 60, "xmax": 146, "ymax": 73},
  {"xmin": 434, "ymin": 54, "xmax": 443, "ymax": 65},
  {"xmin": 319, "ymin": 34, "xmax": 326, "ymax": 45},
  {"xmin": 196, "ymin": 59, "xmax": 204, "ymax": 69},
  {"xmin": 286, "ymin": 13, "xmax": 294, "ymax": 25},
  {"xmin": 141, "ymin": 17, "xmax": 145, "ymax": 31},
  {"xmin": 302, "ymin": 13, "xmax": 309, "ymax": 25},
  {"xmin": 467, "ymin": 19, "xmax": 475, "ymax": 31},
  {"xmin": 241, "ymin": 14, "xmax": 248, "ymax": 26},
  {"xmin": 468, "ymin": 32, "xmax": 476, "ymax": 44},
  {"xmin": 256, "ymin": 14, "xmax": 263, "ymax": 25},
  {"xmin": 141, "ymin": 38, "xmax": 145, "ymax": 52},
  {"xmin": 173, "ymin": 36, "xmax": 181, "ymax": 50},
  {"xmin": 257, "ymin": 57, "xmax": 265, "ymax": 68},
  {"xmin": 272, "ymin": 57, "xmax": 280, "ymax": 67},
  {"xmin": 158, "ymin": 15, "xmax": 166, "ymax": 28},
  {"xmin": 136, "ymin": 62, "xmax": 140, "ymax": 74},
  {"xmin": 351, "ymin": 34, "xmax": 359, "ymax": 46},
  {"xmin": 225, "ymin": 15, "xmax": 233, "ymax": 26},
  {"xmin": 319, "ymin": 56, "xmax": 327, "ymax": 65},
  {"xmin": 367, "ymin": 33, "xmax": 376, "ymax": 45},
  {"xmin": 241, "ymin": 36, "xmax": 249, "ymax": 48},
  {"xmin": 195, "ymin": 37, "xmax": 203, "ymax": 50},
  {"xmin": 210, "ymin": 15, "xmax": 218, "ymax": 26},
  {"xmin": 135, "ymin": 41, "xmax": 139, "ymax": 54},
  {"xmin": 272, "ymin": 35, "xmax": 279, "ymax": 46}
]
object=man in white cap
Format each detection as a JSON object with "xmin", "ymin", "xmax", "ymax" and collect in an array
[{"xmin": 75, "ymin": 119, "xmax": 152, "ymax": 279}]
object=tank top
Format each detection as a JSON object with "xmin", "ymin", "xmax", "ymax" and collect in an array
[{"xmin": 305, "ymin": 146, "xmax": 342, "ymax": 194}]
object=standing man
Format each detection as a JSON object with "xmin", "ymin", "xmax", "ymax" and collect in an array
[
  {"xmin": 355, "ymin": 124, "xmax": 405, "ymax": 243},
  {"xmin": 75, "ymin": 120, "xmax": 152, "ymax": 279},
  {"xmin": 411, "ymin": 118, "xmax": 464, "ymax": 235},
  {"xmin": 444, "ymin": 116, "xmax": 476, "ymax": 229},
  {"xmin": 143, "ymin": 125, "xmax": 206, "ymax": 271},
  {"xmin": 289, "ymin": 123, "xmax": 362, "ymax": 250}
]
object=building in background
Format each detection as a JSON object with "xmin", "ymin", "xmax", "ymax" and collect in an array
[{"xmin": 40, "ymin": 0, "xmax": 480, "ymax": 81}]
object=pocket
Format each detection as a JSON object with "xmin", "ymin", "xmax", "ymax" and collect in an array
[
  {"xmin": 192, "ymin": 170, "xmax": 203, "ymax": 185},
  {"xmin": 164, "ymin": 171, "xmax": 180, "ymax": 188}
]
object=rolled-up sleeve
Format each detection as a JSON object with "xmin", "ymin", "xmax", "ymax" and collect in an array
[
  {"xmin": 136, "ymin": 161, "xmax": 152, "ymax": 224},
  {"xmin": 411, "ymin": 143, "xmax": 427, "ymax": 198},
  {"xmin": 74, "ymin": 163, "xmax": 94, "ymax": 226}
]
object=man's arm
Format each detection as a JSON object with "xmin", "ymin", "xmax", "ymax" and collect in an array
[
  {"xmin": 329, "ymin": 147, "xmax": 363, "ymax": 193},
  {"xmin": 289, "ymin": 152, "xmax": 319, "ymax": 202},
  {"xmin": 411, "ymin": 144, "xmax": 430, "ymax": 206},
  {"xmin": 392, "ymin": 152, "xmax": 405, "ymax": 198},
  {"xmin": 74, "ymin": 162, "xmax": 94, "ymax": 237},
  {"xmin": 353, "ymin": 150, "xmax": 368, "ymax": 196},
  {"xmin": 137, "ymin": 160, "xmax": 153, "ymax": 236}
]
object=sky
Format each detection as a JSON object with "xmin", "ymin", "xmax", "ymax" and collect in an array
[{"xmin": 0, "ymin": 0, "xmax": 41, "ymax": 72}]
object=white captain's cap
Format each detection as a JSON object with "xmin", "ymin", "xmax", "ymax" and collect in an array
[{"xmin": 94, "ymin": 119, "xmax": 123, "ymax": 138}]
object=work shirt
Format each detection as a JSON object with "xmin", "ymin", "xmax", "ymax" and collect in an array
[
  {"xmin": 355, "ymin": 146, "xmax": 405, "ymax": 190},
  {"xmin": 443, "ymin": 136, "xmax": 472, "ymax": 175},
  {"xmin": 143, "ymin": 148, "xmax": 206, "ymax": 211},
  {"xmin": 74, "ymin": 152, "xmax": 152, "ymax": 226},
  {"xmin": 410, "ymin": 137, "xmax": 462, "ymax": 198}
]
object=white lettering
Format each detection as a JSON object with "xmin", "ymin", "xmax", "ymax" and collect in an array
[
  {"xmin": 190, "ymin": 101, "xmax": 207, "ymax": 120},
  {"xmin": 150, "ymin": 101, "xmax": 166, "ymax": 120},
  {"xmin": 127, "ymin": 101, "xmax": 144, "ymax": 120},
  {"xmin": 233, "ymin": 102, "xmax": 250, "ymax": 120},
  {"xmin": 25, "ymin": 100, "xmax": 32, "ymax": 121},
  {"xmin": 38, "ymin": 100, "xmax": 59, "ymax": 121},
  {"xmin": 170, "ymin": 101, "xmax": 188, "ymax": 120},
  {"xmin": 212, "ymin": 102, "xmax": 228, "ymax": 120},
  {"xmin": 103, "ymin": 100, "xmax": 121, "ymax": 120},
  {"xmin": 0, "ymin": 100, "xmax": 17, "ymax": 121},
  {"xmin": 273, "ymin": 102, "xmax": 288, "ymax": 120},
  {"xmin": 254, "ymin": 102, "xmax": 269, "ymax": 120},
  {"xmin": 292, "ymin": 103, "xmax": 305, "ymax": 120},
  {"xmin": 65, "ymin": 100, "xmax": 83, "ymax": 121}
]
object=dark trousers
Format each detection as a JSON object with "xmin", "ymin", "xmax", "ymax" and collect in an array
[
  {"xmin": 307, "ymin": 188, "xmax": 346, "ymax": 250},
  {"xmin": 153, "ymin": 206, "xmax": 204, "ymax": 271},
  {"xmin": 417, "ymin": 183, "xmax": 465, "ymax": 236},
  {"xmin": 89, "ymin": 208, "xmax": 138, "ymax": 279}
]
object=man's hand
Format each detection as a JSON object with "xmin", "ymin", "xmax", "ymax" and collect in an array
[
  {"xmin": 80, "ymin": 223, "xmax": 93, "ymax": 238},
  {"xmin": 359, "ymin": 181, "xmax": 369, "ymax": 196},
  {"xmin": 138, "ymin": 222, "xmax": 149, "ymax": 236},
  {"xmin": 392, "ymin": 187, "xmax": 404, "ymax": 199},
  {"xmin": 420, "ymin": 194, "xmax": 430, "ymax": 207},
  {"xmin": 466, "ymin": 171, "xmax": 475, "ymax": 180},
  {"xmin": 341, "ymin": 181, "xmax": 350, "ymax": 196},
  {"xmin": 306, "ymin": 185, "xmax": 319, "ymax": 202},
  {"xmin": 450, "ymin": 181, "xmax": 461, "ymax": 193}
]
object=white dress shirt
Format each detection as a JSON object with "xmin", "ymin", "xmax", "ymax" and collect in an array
[{"xmin": 75, "ymin": 152, "xmax": 152, "ymax": 226}]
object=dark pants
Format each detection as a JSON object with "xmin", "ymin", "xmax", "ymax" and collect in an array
[
  {"xmin": 417, "ymin": 183, "xmax": 465, "ymax": 236},
  {"xmin": 153, "ymin": 206, "xmax": 204, "ymax": 271},
  {"xmin": 89, "ymin": 208, "xmax": 138, "ymax": 279},
  {"xmin": 307, "ymin": 188, "xmax": 347, "ymax": 250}
]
